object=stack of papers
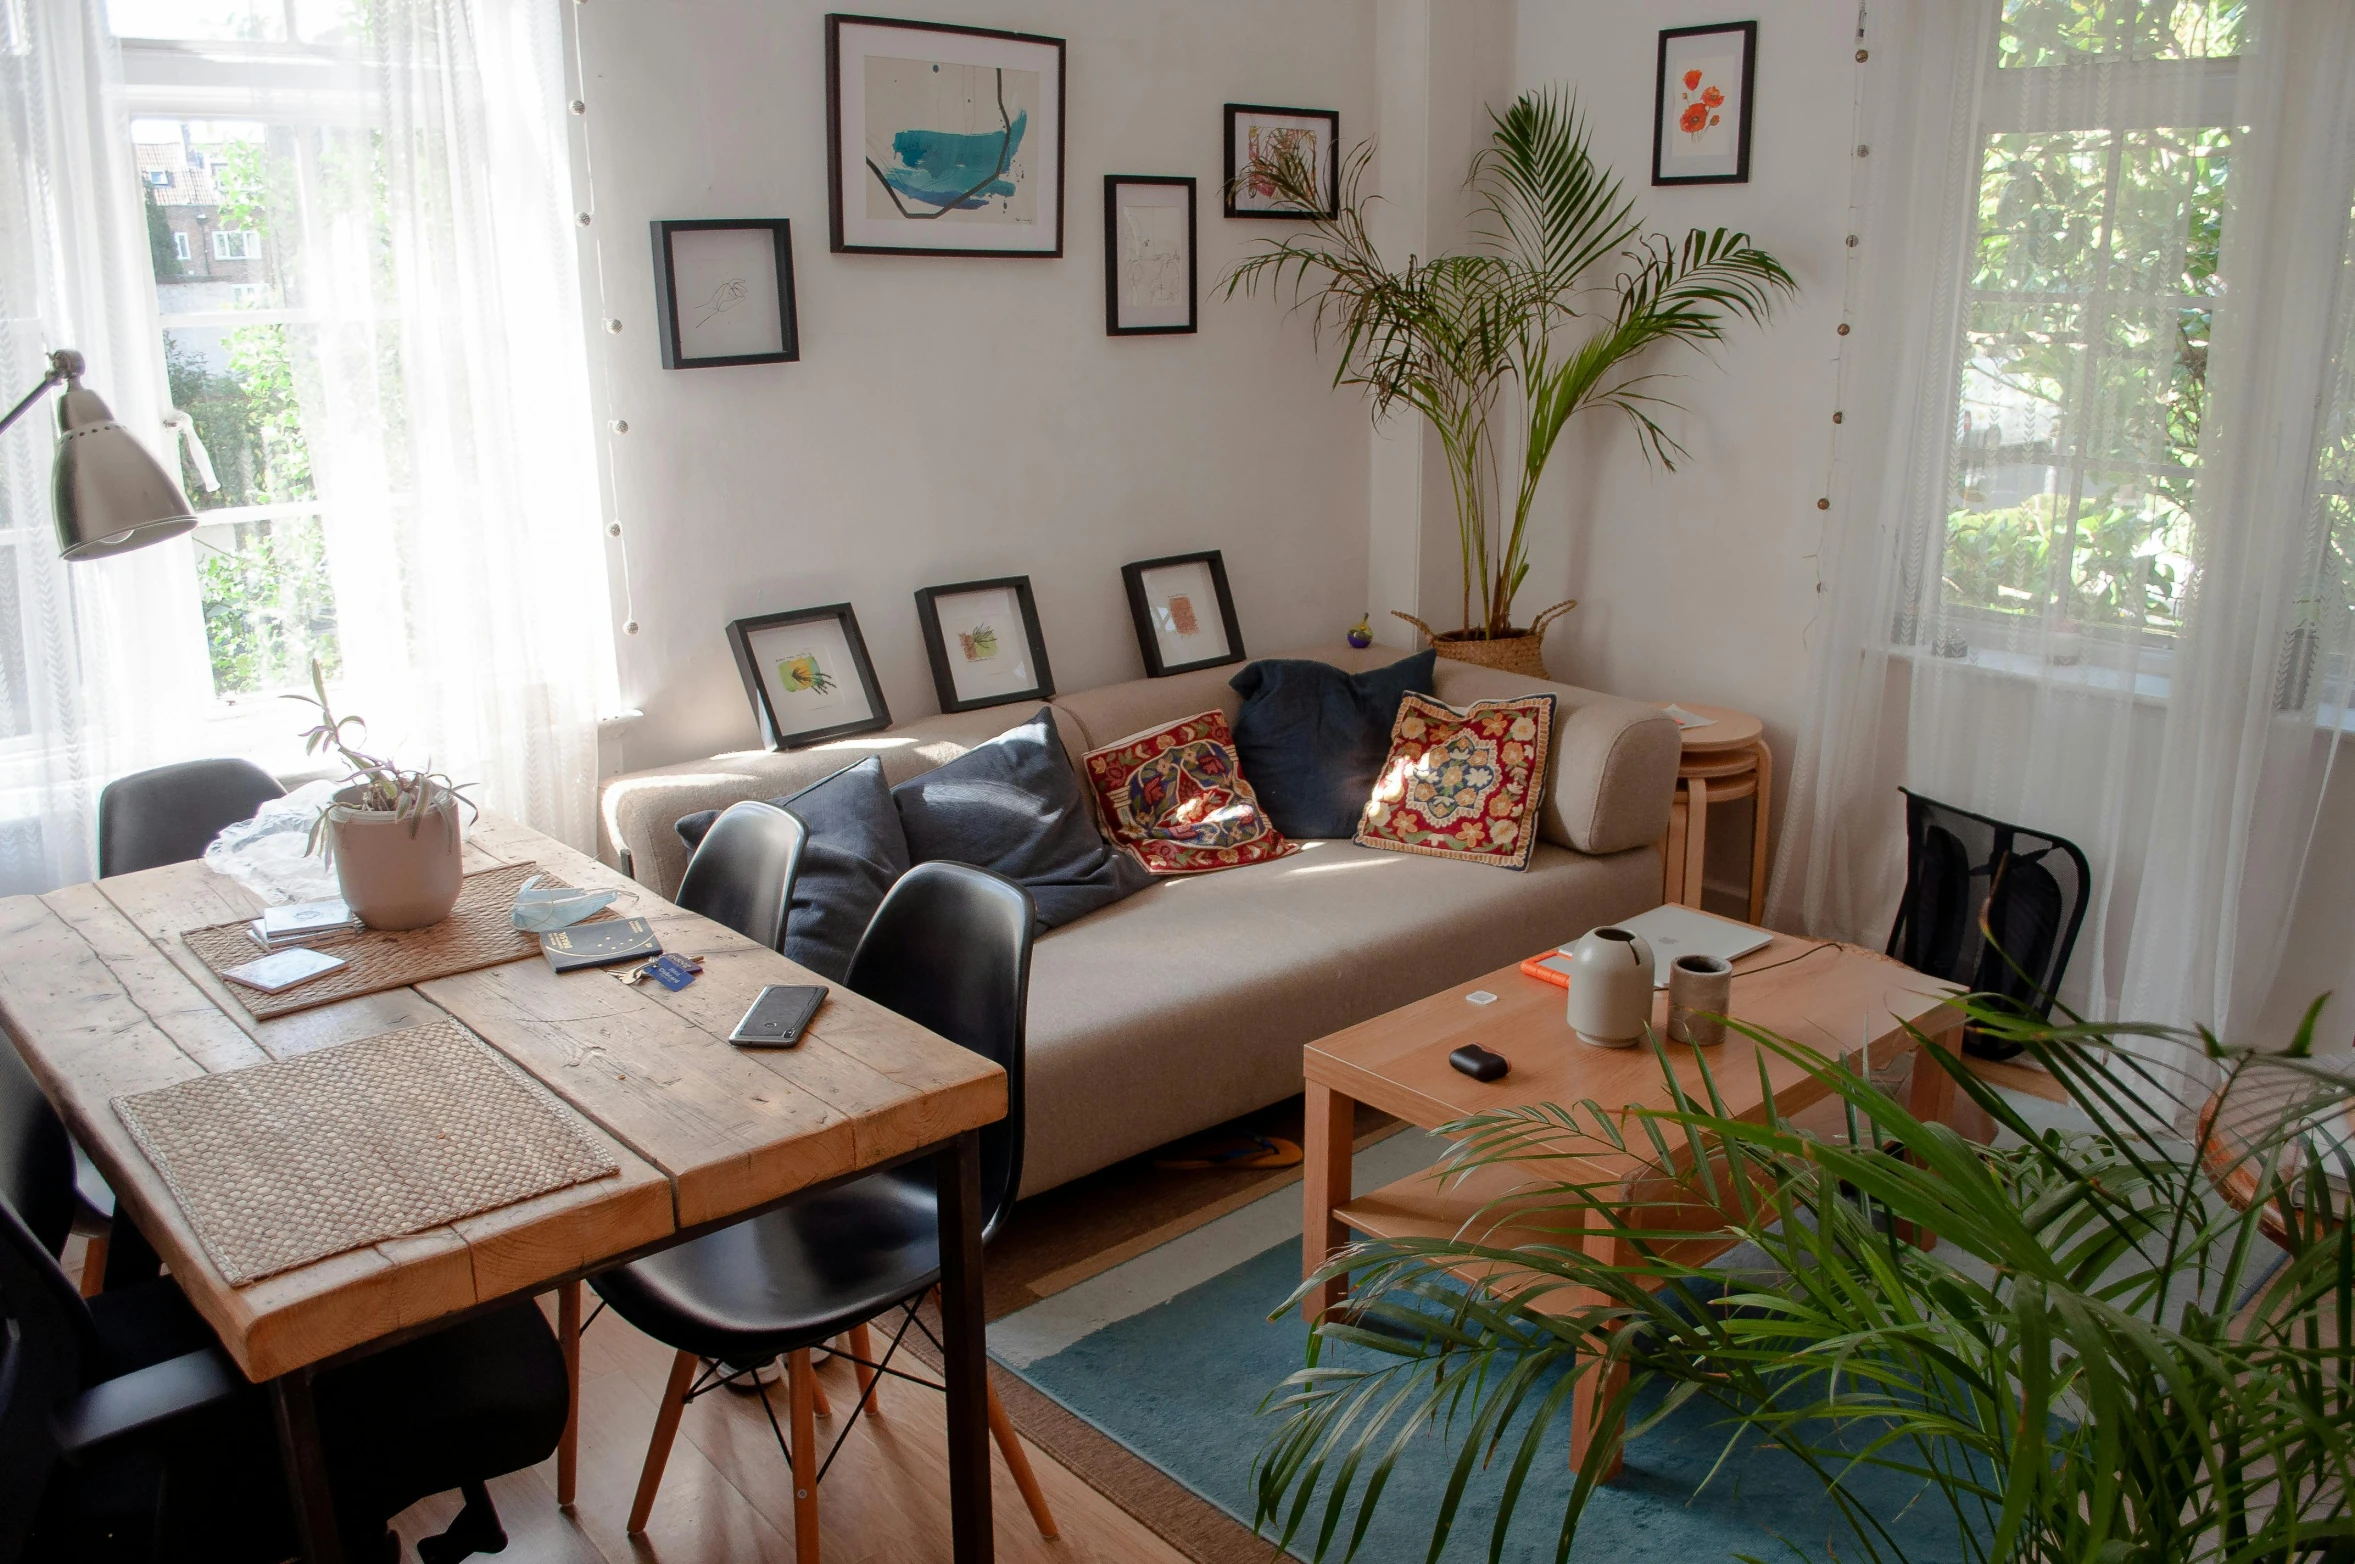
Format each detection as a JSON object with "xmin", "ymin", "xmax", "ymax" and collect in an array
[{"xmin": 246, "ymin": 896, "xmax": 361, "ymax": 950}]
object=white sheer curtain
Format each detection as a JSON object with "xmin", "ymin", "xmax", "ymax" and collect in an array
[
  {"xmin": 0, "ymin": 0, "xmax": 212, "ymax": 892},
  {"xmin": 1773, "ymin": 0, "xmax": 2355, "ymax": 1041},
  {"xmin": 274, "ymin": 0, "xmax": 611, "ymax": 850}
]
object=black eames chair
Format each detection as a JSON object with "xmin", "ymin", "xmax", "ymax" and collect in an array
[
  {"xmin": 673, "ymin": 799, "xmax": 807, "ymax": 952},
  {"xmin": 0, "ymin": 1037, "xmax": 571, "ymax": 1564},
  {"xmin": 96, "ymin": 757, "xmax": 284, "ymax": 879},
  {"xmin": 1886, "ymin": 787, "xmax": 2091, "ymax": 1060},
  {"xmin": 583, "ymin": 861, "xmax": 1057, "ymax": 1557}
]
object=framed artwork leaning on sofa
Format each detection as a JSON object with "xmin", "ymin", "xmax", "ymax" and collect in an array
[
  {"xmin": 914, "ymin": 575, "xmax": 1054, "ymax": 712},
  {"xmin": 726, "ymin": 603, "xmax": 892, "ymax": 749},
  {"xmin": 1122, "ymin": 549, "xmax": 1244, "ymax": 677}
]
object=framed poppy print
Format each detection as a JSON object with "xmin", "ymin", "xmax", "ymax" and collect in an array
[{"xmin": 1652, "ymin": 22, "xmax": 1756, "ymax": 186}]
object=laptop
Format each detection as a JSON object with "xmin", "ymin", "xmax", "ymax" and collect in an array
[{"xmin": 1557, "ymin": 904, "xmax": 1773, "ymax": 988}]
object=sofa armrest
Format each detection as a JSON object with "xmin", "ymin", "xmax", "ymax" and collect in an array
[{"xmin": 1428, "ymin": 661, "xmax": 1680, "ymax": 855}]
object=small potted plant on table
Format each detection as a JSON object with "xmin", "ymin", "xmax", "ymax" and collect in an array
[{"xmin": 292, "ymin": 661, "xmax": 474, "ymax": 929}]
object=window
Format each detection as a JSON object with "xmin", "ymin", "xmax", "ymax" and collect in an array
[
  {"xmin": 171, "ymin": 230, "xmax": 190, "ymax": 261},
  {"xmin": 1930, "ymin": 1, "xmax": 2246, "ymax": 663},
  {"xmin": 210, "ymin": 228, "xmax": 257, "ymax": 261},
  {"xmin": 145, "ymin": 167, "xmax": 172, "ymax": 187}
]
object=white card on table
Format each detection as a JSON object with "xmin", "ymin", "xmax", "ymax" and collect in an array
[{"xmin": 221, "ymin": 947, "xmax": 348, "ymax": 993}]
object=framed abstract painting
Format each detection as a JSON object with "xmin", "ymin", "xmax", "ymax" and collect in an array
[
  {"xmin": 825, "ymin": 13, "xmax": 1066, "ymax": 257},
  {"xmin": 726, "ymin": 604, "xmax": 892, "ymax": 749},
  {"xmin": 1122, "ymin": 550, "xmax": 1245, "ymax": 677},
  {"xmin": 1652, "ymin": 21, "xmax": 1756, "ymax": 186},
  {"xmin": 651, "ymin": 219, "xmax": 799, "ymax": 369},
  {"xmin": 1103, "ymin": 175, "xmax": 1196, "ymax": 335},
  {"xmin": 1222, "ymin": 104, "xmax": 1338, "ymax": 219},
  {"xmin": 914, "ymin": 575, "xmax": 1054, "ymax": 712}
]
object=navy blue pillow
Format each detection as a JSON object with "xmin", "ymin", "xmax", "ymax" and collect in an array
[
  {"xmin": 673, "ymin": 756, "xmax": 909, "ymax": 981},
  {"xmin": 891, "ymin": 708, "xmax": 1150, "ymax": 930},
  {"xmin": 1229, "ymin": 650, "xmax": 1439, "ymax": 839}
]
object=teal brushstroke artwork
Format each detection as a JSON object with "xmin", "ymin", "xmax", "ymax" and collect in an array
[
  {"xmin": 880, "ymin": 112, "xmax": 1028, "ymax": 212},
  {"xmin": 862, "ymin": 56, "xmax": 1040, "ymax": 225}
]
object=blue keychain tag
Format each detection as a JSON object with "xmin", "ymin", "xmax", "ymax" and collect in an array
[{"xmin": 645, "ymin": 953, "xmax": 701, "ymax": 991}]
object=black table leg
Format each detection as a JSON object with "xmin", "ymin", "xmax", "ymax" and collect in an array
[
  {"xmin": 270, "ymin": 1369, "xmax": 348, "ymax": 1564},
  {"xmin": 935, "ymin": 1129, "xmax": 993, "ymax": 1563}
]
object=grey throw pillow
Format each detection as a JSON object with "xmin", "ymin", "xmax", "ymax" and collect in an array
[{"xmin": 891, "ymin": 708, "xmax": 1151, "ymax": 930}]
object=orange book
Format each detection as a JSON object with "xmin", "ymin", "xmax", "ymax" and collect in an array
[{"xmin": 1518, "ymin": 948, "xmax": 1574, "ymax": 989}]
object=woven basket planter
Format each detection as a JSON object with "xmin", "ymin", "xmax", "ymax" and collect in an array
[{"xmin": 1392, "ymin": 600, "xmax": 1575, "ymax": 680}]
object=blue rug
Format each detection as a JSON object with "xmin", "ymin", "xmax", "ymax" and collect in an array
[{"xmin": 997, "ymin": 1211, "xmax": 1969, "ymax": 1563}]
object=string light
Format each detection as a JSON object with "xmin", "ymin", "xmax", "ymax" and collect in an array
[
  {"xmin": 563, "ymin": 0, "xmax": 641, "ymax": 643},
  {"xmin": 1808, "ymin": 1, "xmax": 1875, "ymax": 632}
]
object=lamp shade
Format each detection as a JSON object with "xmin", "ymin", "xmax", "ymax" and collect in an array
[{"xmin": 51, "ymin": 381, "xmax": 199, "ymax": 561}]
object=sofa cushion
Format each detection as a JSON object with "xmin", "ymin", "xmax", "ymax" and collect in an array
[
  {"xmin": 1229, "ymin": 649, "xmax": 1437, "ymax": 839},
  {"xmin": 1357, "ymin": 692, "xmax": 1556, "ymax": 870},
  {"xmin": 1427, "ymin": 660, "xmax": 1682, "ymax": 855},
  {"xmin": 673, "ymin": 758, "xmax": 909, "ymax": 981},
  {"xmin": 1082, "ymin": 710, "xmax": 1298, "ymax": 876},
  {"xmin": 1016, "ymin": 837, "xmax": 1662, "ymax": 1195},
  {"xmin": 893, "ymin": 707, "xmax": 1152, "ymax": 930}
]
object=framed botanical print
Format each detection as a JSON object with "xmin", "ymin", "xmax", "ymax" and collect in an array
[
  {"xmin": 652, "ymin": 219, "xmax": 799, "ymax": 369},
  {"xmin": 1222, "ymin": 104, "xmax": 1338, "ymax": 219},
  {"xmin": 825, "ymin": 13, "xmax": 1066, "ymax": 257},
  {"xmin": 1653, "ymin": 21, "xmax": 1756, "ymax": 186},
  {"xmin": 914, "ymin": 575, "xmax": 1054, "ymax": 712},
  {"xmin": 1104, "ymin": 176, "xmax": 1196, "ymax": 335},
  {"xmin": 726, "ymin": 604, "xmax": 892, "ymax": 749},
  {"xmin": 1122, "ymin": 550, "xmax": 1245, "ymax": 677}
]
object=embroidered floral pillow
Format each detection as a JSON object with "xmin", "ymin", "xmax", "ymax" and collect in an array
[
  {"xmin": 1084, "ymin": 710, "xmax": 1301, "ymax": 875},
  {"xmin": 1355, "ymin": 693, "xmax": 1556, "ymax": 870}
]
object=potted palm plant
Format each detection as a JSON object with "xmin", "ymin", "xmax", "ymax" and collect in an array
[
  {"xmin": 1254, "ymin": 1000, "xmax": 2355, "ymax": 1561},
  {"xmin": 291, "ymin": 660, "xmax": 474, "ymax": 930},
  {"xmin": 1223, "ymin": 89, "xmax": 1796, "ymax": 675}
]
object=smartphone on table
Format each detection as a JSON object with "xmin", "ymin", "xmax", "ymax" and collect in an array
[{"xmin": 730, "ymin": 984, "xmax": 826, "ymax": 1048}]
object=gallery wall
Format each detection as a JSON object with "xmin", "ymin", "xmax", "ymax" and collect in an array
[{"xmin": 572, "ymin": 0, "xmax": 1378, "ymax": 768}]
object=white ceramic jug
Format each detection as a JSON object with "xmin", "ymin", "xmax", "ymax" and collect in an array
[{"xmin": 1565, "ymin": 925, "xmax": 1655, "ymax": 1047}]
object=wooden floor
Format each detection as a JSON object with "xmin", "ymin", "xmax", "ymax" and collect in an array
[{"xmin": 62, "ymin": 1237, "xmax": 1188, "ymax": 1564}]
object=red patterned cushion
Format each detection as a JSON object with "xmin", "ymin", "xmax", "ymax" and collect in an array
[
  {"xmin": 1083, "ymin": 710, "xmax": 1300, "ymax": 875},
  {"xmin": 1354, "ymin": 692, "xmax": 1556, "ymax": 869}
]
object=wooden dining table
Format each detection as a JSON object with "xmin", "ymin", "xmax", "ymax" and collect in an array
[{"xmin": 0, "ymin": 812, "xmax": 1009, "ymax": 1563}]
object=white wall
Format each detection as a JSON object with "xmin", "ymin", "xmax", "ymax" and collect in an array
[
  {"xmin": 1508, "ymin": 0, "xmax": 1858, "ymax": 906},
  {"xmin": 573, "ymin": 0, "xmax": 1377, "ymax": 768}
]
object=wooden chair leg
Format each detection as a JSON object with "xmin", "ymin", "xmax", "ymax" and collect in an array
[
  {"xmin": 1662, "ymin": 793, "xmax": 1688, "ymax": 905},
  {"xmin": 987, "ymin": 1374, "xmax": 1059, "ymax": 1539},
  {"xmin": 77, "ymin": 1230, "xmax": 108, "ymax": 1299},
  {"xmin": 556, "ymin": 1280, "xmax": 581, "ymax": 1507},
  {"xmin": 847, "ymin": 1322, "xmax": 877, "ymax": 1418},
  {"xmin": 627, "ymin": 1349, "xmax": 698, "ymax": 1535},
  {"xmin": 1681, "ymin": 776, "xmax": 1709, "ymax": 909},
  {"xmin": 787, "ymin": 1349, "xmax": 821, "ymax": 1564},
  {"xmin": 1746, "ymin": 738, "xmax": 1773, "ymax": 923},
  {"xmin": 807, "ymin": 1358, "xmax": 833, "ymax": 1419}
]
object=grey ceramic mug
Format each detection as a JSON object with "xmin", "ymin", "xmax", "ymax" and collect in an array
[{"xmin": 1667, "ymin": 953, "xmax": 1734, "ymax": 1046}]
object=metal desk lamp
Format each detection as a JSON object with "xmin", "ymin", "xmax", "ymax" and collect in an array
[{"xmin": 0, "ymin": 348, "xmax": 199, "ymax": 560}]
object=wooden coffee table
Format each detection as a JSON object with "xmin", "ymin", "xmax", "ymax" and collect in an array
[{"xmin": 1300, "ymin": 927, "xmax": 1961, "ymax": 1474}]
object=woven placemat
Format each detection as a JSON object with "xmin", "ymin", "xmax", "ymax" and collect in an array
[
  {"xmin": 184, "ymin": 861, "xmax": 583, "ymax": 1020},
  {"xmin": 113, "ymin": 1020, "xmax": 619, "ymax": 1286}
]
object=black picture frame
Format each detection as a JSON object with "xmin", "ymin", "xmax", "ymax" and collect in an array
[
  {"xmin": 1652, "ymin": 21, "xmax": 1757, "ymax": 187},
  {"xmin": 1223, "ymin": 103, "xmax": 1339, "ymax": 219},
  {"xmin": 725, "ymin": 603, "xmax": 892, "ymax": 750},
  {"xmin": 1121, "ymin": 550, "xmax": 1246, "ymax": 677},
  {"xmin": 1103, "ymin": 176, "xmax": 1197, "ymax": 335},
  {"xmin": 913, "ymin": 575, "xmax": 1055, "ymax": 713},
  {"xmin": 651, "ymin": 219, "xmax": 799, "ymax": 369},
  {"xmin": 825, "ymin": 13, "xmax": 1068, "ymax": 258}
]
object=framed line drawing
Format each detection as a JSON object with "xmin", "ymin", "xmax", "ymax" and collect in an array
[
  {"xmin": 825, "ymin": 13, "xmax": 1067, "ymax": 257},
  {"xmin": 1122, "ymin": 550, "xmax": 1245, "ymax": 677},
  {"xmin": 726, "ymin": 603, "xmax": 892, "ymax": 749},
  {"xmin": 652, "ymin": 220, "xmax": 799, "ymax": 369},
  {"xmin": 1222, "ymin": 103, "xmax": 1338, "ymax": 219},
  {"xmin": 1653, "ymin": 21, "xmax": 1757, "ymax": 186},
  {"xmin": 1104, "ymin": 176, "xmax": 1196, "ymax": 335},
  {"xmin": 914, "ymin": 575, "xmax": 1054, "ymax": 712}
]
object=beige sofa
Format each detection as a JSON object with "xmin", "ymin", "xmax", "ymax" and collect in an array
[{"xmin": 600, "ymin": 646, "xmax": 1681, "ymax": 1195}]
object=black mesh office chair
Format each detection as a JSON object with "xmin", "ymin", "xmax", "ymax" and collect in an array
[
  {"xmin": 0, "ymin": 1038, "xmax": 571, "ymax": 1564},
  {"xmin": 673, "ymin": 800, "xmax": 807, "ymax": 952},
  {"xmin": 1886, "ymin": 787, "xmax": 2092, "ymax": 1061},
  {"xmin": 581, "ymin": 862, "xmax": 1057, "ymax": 1555},
  {"xmin": 96, "ymin": 758, "xmax": 284, "ymax": 880}
]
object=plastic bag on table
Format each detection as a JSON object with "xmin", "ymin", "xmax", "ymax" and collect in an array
[{"xmin": 201, "ymin": 778, "xmax": 343, "ymax": 904}]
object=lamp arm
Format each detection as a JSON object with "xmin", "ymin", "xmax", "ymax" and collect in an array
[{"xmin": 0, "ymin": 349, "xmax": 86, "ymax": 441}]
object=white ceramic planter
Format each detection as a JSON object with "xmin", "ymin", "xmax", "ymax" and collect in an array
[
  {"xmin": 1564, "ymin": 925, "xmax": 1654, "ymax": 1047},
  {"xmin": 327, "ymin": 787, "xmax": 463, "ymax": 930}
]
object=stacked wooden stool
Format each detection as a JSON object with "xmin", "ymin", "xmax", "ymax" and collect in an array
[{"xmin": 1656, "ymin": 701, "xmax": 1771, "ymax": 921}]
